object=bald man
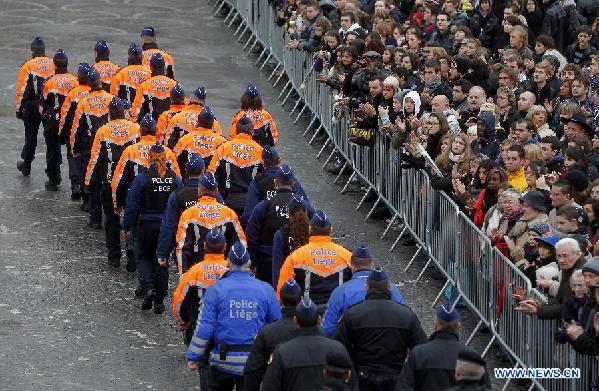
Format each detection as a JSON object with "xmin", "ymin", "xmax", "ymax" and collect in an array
[
  {"xmin": 517, "ymin": 91, "xmax": 536, "ymax": 118},
  {"xmin": 431, "ymin": 95, "xmax": 461, "ymax": 133}
]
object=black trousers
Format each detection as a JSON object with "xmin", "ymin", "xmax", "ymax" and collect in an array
[
  {"xmin": 67, "ymin": 145, "xmax": 82, "ymax": 191},
  {"xmin": 101, "ymin": 183, "xmax": 121, "ymax": 259},
  {"xmin": 358, "ymin": 371, "xmax": 398, "ymax": 391},
  {"xmin": 254, "ymin": 251, "xmax": 273, "ymax": 286},
  {"xmin": 21, "ymin": 109, "xmax": 43, "ymax": 164},
  {"xmin": 89, "ymin": 179, "xmax": 103, "ymax": 225},
  {"xmin": 43, "ymin": 118, "xmax": 62, "ymax": 182},
  {"xmin": 137, "ymin": 220, "xmax": 168, "ymax": 298},
  {"xmin": 206, "ymin": 367, "xmax": 244, "ymax": 391}
]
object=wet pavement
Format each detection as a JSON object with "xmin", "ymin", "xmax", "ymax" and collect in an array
[{"xmin": 0, "ymin": 1, "xmax": 506, "ymax": 390}]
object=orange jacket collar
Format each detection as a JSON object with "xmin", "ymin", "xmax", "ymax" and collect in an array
[{"xmin": 309, "ymin": 235, "xmax": 332, "ymax": 244}]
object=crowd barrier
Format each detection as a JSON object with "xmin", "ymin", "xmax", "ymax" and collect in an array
[{"xmin": 206, "ymin": 0, "xmax": 599, "ymax": 389}]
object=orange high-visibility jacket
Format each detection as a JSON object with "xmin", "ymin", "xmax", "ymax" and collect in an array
[
  {"xmin": 130, "ymin": 75, "xmax": 177, "ymax": 122},
  {"xmin": 229, "ymin": 108, "xmax": 279, "ymax": 146},
  {"xmin": 58, "ymin": 85, "xmax": 91, "ymax": 141},
  {"xmin": 110, "ymin": 64, "xmax": 150, "ymax": 104},
  {"xmin": 171, "ymin": 253, "xmax": 228, "ymax": 318},
  {"xmin": 175, "ymin": 195, "xmax": 246, "ymax": 274},
  {"xmin": 85, "ymin": 119, "xmax": 141, "ymax": 186},
  {"xmin": 41, "ymin": 73, "xmax": 78, "ymax": 122},
  {"xmin": 111, "ymin": 135, "xmax": 181, "ymax": 208},
  {"xmin": 173, "ymin": 127, "xmax": 227, "ymax": 170},
  {"xmin": 15, "ymin": 56, "xmax": 55, "ymax": 113},
  {"xmin": 70, "ymin": 90, "xmax": 114, "ymax": 155},
  {"xmin": 156, "ymin": 103, "xmax": 187, "ymax": 142},
  {"xmin": 163, "ymin": 105, "xmax": 223, "ymax": 149},
  {"xmin": 141, "ymin": 48, "xmax": 175, "ymax": 78},
  {"xmin": 276, "ymin": 235, "xmax": 352, "ymax": 306},
  {"xmin": 93, "ymin": 61, "xmax": 120, "ymax": 92}
]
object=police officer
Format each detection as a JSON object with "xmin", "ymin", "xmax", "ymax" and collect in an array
[
  {"xmin": 110, "ymin": 43, "xmax": 150, "ymax": 104},
  {"xmin": 319, "ymin": 352, "xmax": 354, "ymax": 391},
  {"xmin": 159, "ymin": 173, "xmax": 246, "ymax": 274},
  {"xmin": 186, "ymin": 241, "xmax": 281, "ymax": 391},
  {"xmin": 156, "ymin": 84, "xmax": 187, "ymax": 142},
  {"xmin": 130, "ymin": 53, "xmax": 176, "ymax": 122},
  {"xmin": 335, "ymin": 268, "xmax": 427, "ymax": 390},
  {"xmin": 271, "ymin": 194, "xmax": 314, "ymax": 285},
  {"xmin": 140, "ymin": 27, "xmax": 175, "ymax": 79},
  {"xmin": 92, "ymin": 40, "xmax": 120, "ymax": 93},
  {"xmin": 71, "ymin": 68, "xmax": 114, "ymax": 225},
  {"xmin": 122, "ymin": 143, "xmax": 182, "ymax": 313},
  {"xmin": 85, "ymin": 98, "xmax": 140, "ymax": 267},
  {"xmin": 208, "ymin": 114, "xmax": 264, "ymax": 217},
  {"xmin": 323, "ymin": 245, "xmax": 405, "ymax": 336},
  {"xmin": 444, "ymin": 350, "xmax": 490, "ymax": 391},
  {"xmin": 277, "ymin": 210, "xmax": 352, "ymax": 308},
  {"xmin": 172, "ymin": 227, "xmax": 229, "ymax": 345},
  {"xmin": 15, "ymin": 37, "xmax": 55, "ymax": 177},
  {"xmin": 244, "ymin": 279, "xmax": 303, "ymax": 391},
  {"xmin": 41, "ymin": 49, "xmax": 78, "ymax": 191},
  {"xmin": 246, "ymin": 165, "xmax": 300, "ymax": 285},
  {"xmin": 261, "ymin": 296, "xmax": 355, "ymax": 391},
  {"xmin": 59, "ymin": 62, "xmax": 91, "ymax": 200},
  {"xmin": 229, "ymin": 84, "xmax": 279, "ymax": 147},
  {"xmin": 395, "ymin": 305, "xmax": 491, "ymax": 391},
  {"xmin": 240, "ymin": 147, "xmax": 309, "ymax": 227},
  {"xmin": 173, "ymin": 106, "xmax": 227, "ymax": 170}
]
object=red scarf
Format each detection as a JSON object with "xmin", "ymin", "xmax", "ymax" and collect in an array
[{"xmin": 472, "ymin": 189, "xmax": 486, "ymax": 228}]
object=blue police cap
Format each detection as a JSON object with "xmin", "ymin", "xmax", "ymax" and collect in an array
[
  {"xmin": 170, "ymin": 84, "xmax": 185, "ymax": 102},
  {"xmin": 262, "ymin": 147, "xmax": 279, "ymax": 161},
  {"xmin": 276, "ymin": 165, "xmax": 294, "ymax": 182},
  {"xmin": 205, "ymin": 228, "xmax": 226, "ymax": 246},
  {"xmin": 436, "ymin": 303, "xmax": 460, "ymax": 322},
  {"xmin": 109, "ymin": 97, "xmax": 125, "ymax": 115},
  {"xmin": 150, "ymin": 143, "xmax": 164, "ymax": 153},
  {"xmin": 457, "ymin": 349, "xmax": 486, "ymax": 366},
  {"xmin": 150, "ymin": 52, "xmax": 165, "ymax": 68},
  {"xmin": 198, "ymin": 105, "xmax": 214, "ymax": 122},
  {"xmin": 193, "ymin": 86, "xmax": 207, "ymax": 100},
  {"xmin": 239, "ymin": 114, "xmax": 252, "ymax": 127},
  {"xmin": 368, "ymin": 267, "xmax": 388, "ymax": 281},
  {"xmin": 244, "ymin": 84, "xmax": 260, "ymax": 99},
  {"xmin": 289, "ymin": 194, "xmax": 307, "ymax": 211},
  {"xmin": 141, "ymin": 27, "xmax": 156, "ymax": 37},
  {"xmin": 128, "ymin": 42, "xmax": 142, "ymax": 56},
  {"xmin": 296, "ymin": 295, "xmax": 318, "ymax": 317},
  {"xmin": 281, "ymin": 279, "xmax": 302, "ymax": 296},
  {"xmin": 199, "ymin": 173, "xmax": 217, "ymax": 190},
  {"xmin": 121, "ymin": 99, "xmax": 131, "ymax": 110},
  {"xmin": 311, "ymin": 210, "xmax": 331, "ymax": 229},
  {"xmin": 77, "ymin": 62, "xmax": 91, "ymax": 77},
  {"xmin": 87, "ymin": 68, "xmax": 101, "ymax": 84},
  {"xmin": 31, "ymin": 37, "xmax": 45, "ymax": 49},
  {"xmin": 352, "ymin": 245, "xmax": 372, "ymax": 259},
  {"xmin": 53, "ymin": 49, "xmax": 67, "ymax": 62},
  {"xmin": 186, "ymin": 153, "xmax": 205, "ymax": 174},
  {"xmin": 228, "ymin": 241, "xmax": 250, "ymax": 266},
  {"xmin": 95, "ymin": 40, "xmax": 109, "ymax": 54},
  {"xmin": 140, "ymin": 113, "xmax": 157, "ymax": 130}
]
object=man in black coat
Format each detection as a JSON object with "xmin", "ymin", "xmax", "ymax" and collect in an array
[
  {"xmin": 261, "ymin": 296, "xmax": 356, "ymax": 391},
  {"xmin": 244, "ymin": 279, "xmax": 303, "ymax": 391},
  {"xmin": 444, "ymin": 350, "xmax": 491, "ymax": 391},
  {"xmin": 335, "ymin": 268, "xmax": 427, "ymax": 391},
  {"xmin": 395, "ymin": 305, "xmax": 491, "ymax": 390}
]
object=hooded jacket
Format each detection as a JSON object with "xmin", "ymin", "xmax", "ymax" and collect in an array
[{"xmin": 471, "ymin": 112, "xmax": 500, "ymax": 160}]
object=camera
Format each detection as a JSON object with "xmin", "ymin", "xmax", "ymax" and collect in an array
[{"xmin": 554, "ymin": 323, "xmax": 569, "ymax": 344}]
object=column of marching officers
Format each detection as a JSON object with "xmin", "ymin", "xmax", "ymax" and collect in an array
[{"xmin": 15, "ymin": 30, "xmax": 492, "ymax": 391}]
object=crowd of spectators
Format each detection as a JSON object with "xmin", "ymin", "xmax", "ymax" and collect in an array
[{"xmin": 271, "ymin": 0, "xmax": 599, "ymax": 359}]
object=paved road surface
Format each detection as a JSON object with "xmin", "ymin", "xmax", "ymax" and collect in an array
[{"xmin": 0, "ymin": 1, "xmax": 504, "ymax": 390}]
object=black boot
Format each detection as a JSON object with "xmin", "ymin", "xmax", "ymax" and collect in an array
[
  {"xmin": 70, "ymin": 185, "xmax": 80, "ymax": 201},
  {"xmin": 141, "ymin": 289, "xmax": 156, "ymax": 310},
  {"xmin": 44, "ymin": 180, "xmax": 59, "ymax": 191},
  {"xmin": 153, "ymin": 297, "xmax": 165, "ymax": 314},
  {"xmin": 135, "ymin": 284, "xmax": 144, "ymax": 297},
  {"xmin": 108, "ymin": 256, "xmax": 121, "ymax": 268},
  {"xmin": 17, "ymin": 161, "xmax": 31, "ymax": 176},
  {"xmin": 125, "ymin": 249, "xmax": 136, "ymax": 272}
]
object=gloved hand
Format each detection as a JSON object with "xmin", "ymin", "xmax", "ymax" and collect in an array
[{"xmin": 15, "ymin": 109, "xmax": 23, "ymax": 120}]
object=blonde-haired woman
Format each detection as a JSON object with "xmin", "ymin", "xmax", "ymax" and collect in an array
[
  {"xmin": 526, "ymin": 105, "xmax": 556, "ymax": 138},
  {"xmin": 431, "ymin": 133, "xmax": 472, "ymax": 196}
]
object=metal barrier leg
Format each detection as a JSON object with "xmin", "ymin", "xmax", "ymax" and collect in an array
[
  {"xmin": 289, "ymin": 98, "xmax": 302, "ymax": 117},
  {"xmin": 341, "ymin": 172, "xmax": 357, "ymax": 194},
  {"xmin": 259, "ymin": 53, "xmax": 272, "ymax": 70},
  {"xmin": 303, "ymin": 116, "xmax": 316, "ymax": 136},
  {"xmin": 234, "ymin": 21, "xmax": 245, "ymax": 36},
  {"xmin": 223, "ymin": 8, "xmax": 235, "ymax": 23},
  {"xmin": 333, "ymin": 162, "xmax": 349, "ymax": 184},
  {"xmin": 432, "ymin": 280, "xmax": 450, "ymax": 308},
  {"xmin": 246, "ymin": 38, "xmax": 258, "ymax": 54},
  {"xmin": 226, "ymin": 11, "xmax": 238, "ymax": 27},
  {"xmin": 389, "ymin": 227, "xmax": 407, "ymax": 252},
  {"xmin": 381, "ymin": 213, "xmax": 399, "ymax": 239},
  {"xmin": 465, "ymin": 320, "xmax": 483, "ymax": 346},
  {"xmin": 294, "ymin": 105, "xmax": 307, "ymax": 124},
  {"xmin": 403, "ymin": 245, "xmax": 422, "ymax": 272},
  {"xmin": 322, "ymin": 148, "xmax": 336, "ymax": 169},
  {"xmin": 356, "ymin": 187, "xmax": 372, "ymax": 210},
  {"xmin": 213, "ymin": 0, "xmax": 225, "ymax": 14},
  {"xmin": 308, "ymin": 126, "xmax": 323, "ymax": 144},
  {"xmin": 364, "ymin": 197, "xmax": 381, "ymax": 220},
  {"xmin": 415, "ymin": 258, "xmax": 432, "ymax": 282},
  {"xmin": 255, "ymin": 48, "xmax": 267, "ymax": 65},
  {"xmin": 237, "ymin": 27, "xmax": 250, "ymax": 43},
  {"xmin": 273, "ymin": 70, "xmax": 286, "ymax": 87},
  {"xmin": 481, "ymin": 334, "xmax": 495, "ymax": 357},
  {"xmin": 281, "ymin": 87, "xmax": 294, "ymax": 106},
  {"xmin": 243, "ymin": 35, "xmax": 255, "ymax": 50},
  {"xmin": 277, "ymin": 81, "xmax": 291, "ymax": 100},
  {"xmin": 268, "ymin": 63, "xmax": 281, "ymax": 81},
  {"xmin": 316, "ymin": 138, "xmax": 330, "ymax": 159}
]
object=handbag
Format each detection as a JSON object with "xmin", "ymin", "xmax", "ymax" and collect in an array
[{"xmin": 348, "ymin": 126, "xmax": 375, "ymax": 147}]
